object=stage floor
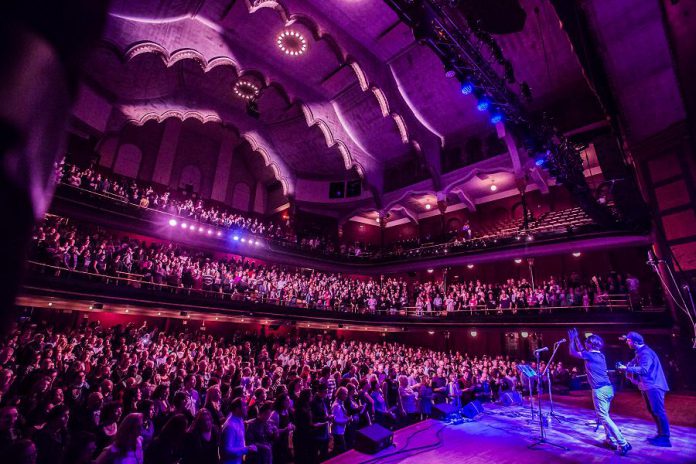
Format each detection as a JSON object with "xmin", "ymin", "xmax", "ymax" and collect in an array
[{"xmin": 327, "ymin": 396, "xmax": 696, "ymax": 464}]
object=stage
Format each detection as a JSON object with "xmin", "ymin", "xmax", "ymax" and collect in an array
[{"xmin": 327, "ymin": 393, "xmax": 696, "ymax": 464}]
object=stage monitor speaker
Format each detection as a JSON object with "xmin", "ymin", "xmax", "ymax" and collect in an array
[
  {"xmin": 461, "ymin": 400, "xmax": 484, "ymax": 418},
  {"xmin": 501, "ymin": 391, "xmax": 523, "ymax": 406},
  {"xmin": 354, "ymin": 424, "xmax": 394, "ymax": 454},
  {"xmin": 432, "ymin": 402, "xmax": 460, "ymax": 420}
]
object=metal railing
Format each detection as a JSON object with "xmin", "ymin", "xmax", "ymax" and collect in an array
[{"xmin": 27, "ymin": 261, "xmax": 634, "ymax": 317}]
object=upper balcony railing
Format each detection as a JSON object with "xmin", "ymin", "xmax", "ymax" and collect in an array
[{"xmin": 53, "ymin": 182, "xmax": 640, "ymax": 267}]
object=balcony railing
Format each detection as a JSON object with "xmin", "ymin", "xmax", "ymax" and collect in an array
[{"xmin": 27, "ymin": 261, "xmax": 639, "ymax": 319}]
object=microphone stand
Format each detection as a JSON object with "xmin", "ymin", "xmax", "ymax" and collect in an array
[
  {"xmin": 544, "ymin": 341, "xmax": 566, "ymax": 424},
  {"xmin": 528, "ymin": 346, "xmax": 569, "ymax": 451}
]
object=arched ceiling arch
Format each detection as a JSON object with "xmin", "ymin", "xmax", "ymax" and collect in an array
[{"xmin": 93, "ymin": 0, "xmax": 447, "ymax": 192}]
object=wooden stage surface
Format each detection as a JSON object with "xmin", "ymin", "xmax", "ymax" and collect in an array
[{"xmin": 327, "ymin": 392, "xmax": 696, "ymax": 464}]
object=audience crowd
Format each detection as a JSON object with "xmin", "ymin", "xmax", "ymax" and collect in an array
[
  {"xmin": 30, "ymin": 216, "xmax": 635, "ymax": 315},
  {"xmin": 0, "ymin": 320, "xmax": 573, "ymax": 464},
  {"xmin": 61, "ymin": 163, "xmax": 289, "ymax": 241}
]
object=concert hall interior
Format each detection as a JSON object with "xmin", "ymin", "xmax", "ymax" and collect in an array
[{"xmin": 2, "ymin": 0, "xmax": 696, "ymax": 463}]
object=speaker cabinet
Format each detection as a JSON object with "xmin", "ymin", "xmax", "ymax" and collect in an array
[
  {"xmin": 461, "ymin": 400, "xmax": 485, "ymax": 418},
  {"xmin": 354, "ymin": 423, "xmax": 394, "ymax": 454}
]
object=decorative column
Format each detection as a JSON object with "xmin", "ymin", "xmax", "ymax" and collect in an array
[
  {"xmin": 211, "ymin": 131, "xmax": 237, "ymax": 202},
  {"xmin": 152, "ymin": 118, "xmax": 181, "ymax": 186}
]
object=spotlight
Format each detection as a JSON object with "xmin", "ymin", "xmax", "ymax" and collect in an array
[
  {"xmin": 535, "ymin": 158, "xmax": 545, "ymax": 167},
  {"xmin": 526, "ymin": 234, "xmax": 533, "ymax": 241},
  {"xmin": 427, "ymin": 268, "xmax": 434, "ymax": 273},
  {"xmin": 48, "ymin": 302, "xmax": 53, "ymax": 307},
  {"xmin": 428, "ymin": 330, "xmax": 435, "ymax": 335},
  {"xmin": 207, "ymin": 229, "xmax": 213, "ymax": 235},
  {"xmin": 169, "ymin": 219, "xmax": 177, "ymax": 227},
  {"xmin": 467, "ymin": 264, "xmax": 474, "ymax": 269},
  {"xmin": 490, "ymin": 113, "xmax": 503, "ymax": 124},
  {"xmin": 425, "ymin": 203, "xmax": 431, "ymax": 210},
  {"xmin": 521, "ymin": 331, "xmax": 529, "ymax": 338},
  {"xmin": 181, "ymin": 223, "xmax": 188, "ymax": 229},
  {"xmin": 490, "ymin": 184, "xmax": 497, "ymax": 192},
  {"xmin": 572, "ymin": 252, "xmax": 582, "ymax": 257},
  {"xmin": 233, "ymin": 235, "xmax": 240, "ymax": 241},
  {"xmin": 470, "ymin": 330, "xmax": 478, "ymax": 337},
  {"xmin": 255, "ymin": 240, "xmax": 261, "ymax": 246},
  {"xmin": 477, "ymin": 100, "xmax": 489, "ymax": 111},
  {"xmin": 461, "ymin": 82, "xmax": 473, "ymax": 95},
  {"xmin": 514, "ymin": 258, "xmax": 522, "ymax": 264},
  {"xmin": 241, "ymin": 238, "xmax": 247, "ymax": 243},
  {"xmin": 216, "ymin": 231, "xmax": 222, "ymax": 237}
]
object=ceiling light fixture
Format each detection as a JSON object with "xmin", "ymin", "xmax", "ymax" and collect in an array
[
  {"xmin": 233, "ymin": 80, "xmax": 259, "ymax": 101},
  {"xmin": 277, "ymin": 30, "xmax": 307, "ymax": 56},
  {"xmin": 490, "ymin": 182, "xmax": 497, "ymax": 192},
  {"xmin": 425, "ymin": 203, "xmax": 431, "ymax": 210}
]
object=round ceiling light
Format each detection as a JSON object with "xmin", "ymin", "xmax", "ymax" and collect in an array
[
  {"xmin": 233, "ymin": 80, "xmax": 260, "ymax": 100},
  {"xmin": 277, "ymin": 30, "xmax": 307, "ymax": 56}
]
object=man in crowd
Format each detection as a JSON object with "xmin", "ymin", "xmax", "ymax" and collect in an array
[{"xmin": 221, "ymin": 398, "xmax": 257, "ymax": 464}]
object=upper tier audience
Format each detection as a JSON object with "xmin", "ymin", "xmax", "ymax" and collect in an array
[
  {"xmin": 58, "ymin": 162, "xmax": 601, "ymax": 261},
  {"xmin": 0, "ymin": 321, "xmax": 574, "ymax": 464},
  {"xmin": 61, "ymin": 163, "xmax": 289, "ymax": 241},
  {"xmin": 29, "ymin": 216, "xmax": 635, "ymax": 315}
]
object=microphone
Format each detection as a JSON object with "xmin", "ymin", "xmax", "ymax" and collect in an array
[
  {"xmin": 555, "ymin": 338, "xmax": 567, "ymax": 345},
  {"xmin": 534, "ymin": 347, "xmax": 549, "ymax": 353}
]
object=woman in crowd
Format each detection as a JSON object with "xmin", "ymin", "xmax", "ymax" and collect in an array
[
  {"xmin": 144, "ymin": 414, "xmax": 187, "ymax": 464},
  {"xmin": 95, "ymin": 413, "xmax": 144, "ymax": 464},
  {"xmin": 181, "ymin": 409, "xmax": 220, "ymax": 464}
]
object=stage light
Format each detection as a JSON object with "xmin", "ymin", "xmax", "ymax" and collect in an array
[
  {"xmin": 467, "ymin": 264, "xmax": 474, "ymax": 269},
  {"xmin": 477, "ymin": 100, "xmax": 489, "ymax": 111},
  {"xmin": 445, "ymin": 64, "xmax": 456, "ymax": 78},
  {"xmin": 241, "ymin": 238, "xmax": 247, "ymax": 243},
  {"xmin": 428, "ymin": 330, "xmax": 435, "ymax": 335},
  {"xmin": 181, "ymin": 223, "xmax": 188, "ymax": 229},
  {"xmin": 521, "ymin": 331, "xmax": 529, "ymax": 338},
  {"xmin": 255, "ymin": 240, "xmax": 261, "ymax": 246},
  {"xmin": 425, "ymin": 203, "xmax": 431, "ymax": 210},
  {"xmin": 535, "ymin": 158, "xmax": 545, "ymax": 166},
  {"xmin": 572, "ymin": 251, "xmax": 582, "ymax": 257},
  {"xmin": 125, "ymin": 309, "xmax": 129, "ymax": 313},
  {"xmin": 198, "ymin": 227, "xmax": 204, "ymax": 233},
  {"xmin": 216, "ymin": 231, "xmax": 222, "ymax": 237},
  {"xmin": 516, "ymin": 235, "xmax": 521, "ymax": 241},
  {"xmin": 490, "ymin": 184, "xmax": 497, "ymax": 192},
  {"xmin": 207, "ymin": 229, "xmax": 213, "ymax": 235},
  {"xmin": 461, "ymin": 82, "xmax": 473, "ymax": 95},
  {"xmin": 48, "ymin": 302, "xmax": 53, "ymax": 307},
  {"xmin": 490, "ymin": 113, "xmax": 503, "ymax": 124},
  {"xmin": 514, "ymin": 258, "xmax": 522, "ymax": 264},
  {"xmin": 169, "ymin": 219, "xmax": 177, "ymax": 227},
  {"xmin": 526, "ymin": 234, "xmax": 533, "ymax": 241},
  {"xmin": 470, "ymin": 330, "xmax": 478, "ymax": 337},
  {"xmin": 233, "ymin": 235, "xmax": 240, "ymax": 241},
  {"xmin": 427, "ymin": 268, "xmax": 434, "ymax": 273}
]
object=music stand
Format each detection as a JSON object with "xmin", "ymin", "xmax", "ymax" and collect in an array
[
  {"xmin": 516, "ymin": 364, "xmax": 538, "ymax": 422},
  {"xmin": 528, "ymin": 349, "xmax": 568, "ymax": 451}
]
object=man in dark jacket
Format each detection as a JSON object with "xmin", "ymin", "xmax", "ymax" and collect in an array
[{"xmin": 617, "ymin": 332, "xmax": 671, "ymax": 447}]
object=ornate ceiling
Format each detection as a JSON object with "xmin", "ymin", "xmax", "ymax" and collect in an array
[{"xmin": 76, "ymin": 0, "xmax": 658, "ymax": 218}]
